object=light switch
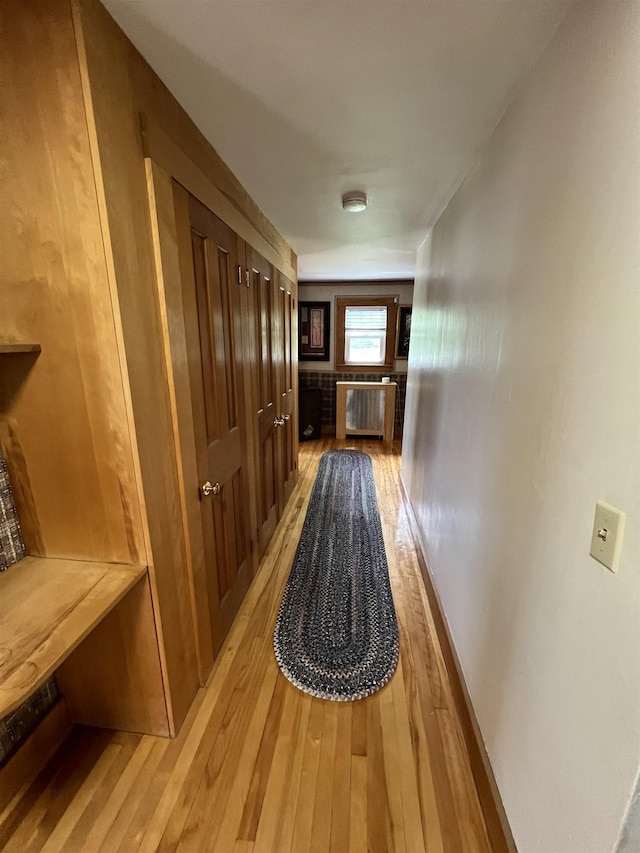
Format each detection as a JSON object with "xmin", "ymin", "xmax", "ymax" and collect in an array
[{"xmin": 590, "ymin": 501, "xmax": 625, "ymax": 573}]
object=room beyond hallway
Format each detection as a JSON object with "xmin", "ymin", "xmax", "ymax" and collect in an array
[{"xmin": 0, "ymin": 439, "xmax": 495, "ymax": 852}]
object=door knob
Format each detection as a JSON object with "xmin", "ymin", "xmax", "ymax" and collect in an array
[
  {"xmin": 273, "ymin": 417, "xmax": 285, "ymax": 428},
  {"xmin": 200, "ymin": 480, "xmax": 221, "ymax": 497}
]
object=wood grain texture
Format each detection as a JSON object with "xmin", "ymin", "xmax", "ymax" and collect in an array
[
  {"xmin": 0, "ymin": 701, "xmax": 71, "ymax": 816},
  {"xmin": 0, "ymin": 346, "xmax": 42, "ymax": 355},
  {"xmin": 0, "ymin": 0, "xmax": 145, "ymax": 565},
  {"xmin": 57, "ymin": 576, "xmax": 169, "ymax": 736},
  {"xmin": 73, "ymin": 0, "xmax": 201, "ymax": 734},
  {"xmin": 0, "ymin": 557, "xmax": 145, "ymax": 716},
  {"xmin": 0, "ymin": 439, "xmax": 500, "ymax": 851},
  {"xmin": 145, "ymin": 162, "xmax": 215, "ymax": 685}
]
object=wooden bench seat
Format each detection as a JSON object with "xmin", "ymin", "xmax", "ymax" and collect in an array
[{"xmin": 0, "ymin": 557, "xmax": 145, "ymax": 717}]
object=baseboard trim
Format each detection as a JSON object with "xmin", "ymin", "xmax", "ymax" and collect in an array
[
  {"xmin": 400, "ymin": 472, "xmax": 517, "ymax": 853},
  {"xmin": 0, "ymin": 698, "xmax": 71, "ymax": 814}
]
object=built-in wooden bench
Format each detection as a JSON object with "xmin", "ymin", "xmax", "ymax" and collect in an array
[{"xmin": 0, "ymin": 557, "xmax": 146, "ymax": 717}]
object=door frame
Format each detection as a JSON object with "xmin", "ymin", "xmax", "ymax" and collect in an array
[{"xmin": 144, "ymin": 156, "xmax": 298, "ymax": 684}]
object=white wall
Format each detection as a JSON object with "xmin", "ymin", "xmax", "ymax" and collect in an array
[
  {"xmin": 402, "ymin": 3, "xmax": 640, "ymax": 852},
  {"xmin": 298, "ymin": 281, "xmax": 414, "ymax": 372}
]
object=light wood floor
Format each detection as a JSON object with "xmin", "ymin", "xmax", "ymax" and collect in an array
[{"xmin": 0, "ymin": 438, "xmax": 492, "ymax": 853}]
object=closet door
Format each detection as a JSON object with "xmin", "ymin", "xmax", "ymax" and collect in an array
[
  {"xmin": 277, "ymin": 273, "xmax": 297, "ymax": 511},
  {"xmin": 248, "ymin": 246, "xmax": 279, "ymax": 558},
  {"xmin": 179, "ymin": 193, "xmax": 252, "ymax": 654}
]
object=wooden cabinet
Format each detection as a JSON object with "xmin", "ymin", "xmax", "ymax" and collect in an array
[{"xmin": 0, "ymin": 0, "xmax": 297, "ymax": 740}]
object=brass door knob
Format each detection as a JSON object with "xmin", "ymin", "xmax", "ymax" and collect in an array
[{"xmin": 200, "ymin": 480, "xmax": 221, "ymax": 497}]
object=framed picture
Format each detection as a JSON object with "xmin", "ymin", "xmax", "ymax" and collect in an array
[
  {"xmin": 299, "ymin": 301, "xmax": 330, "ymax": 361},
  {"xmin": 395, "ymin": 305, "xmax": 412, "ymax": 359}
]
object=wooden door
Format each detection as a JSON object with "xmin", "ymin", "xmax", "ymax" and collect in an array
[
  {"xmin": 248, "ymin": 246, "xmax": 280, "ymax": 558},
  {"xmin": 277, "ymin": 273, "xmax": 297, "ymax": 509},
  {"xmin": 179, "ymin": 193, "xmax": 252, "ymax": 654}
]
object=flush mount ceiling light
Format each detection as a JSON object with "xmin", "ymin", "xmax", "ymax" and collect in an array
[{"xmin": 342, "ymin": 190, "xmax": 368, "ymax": 212}]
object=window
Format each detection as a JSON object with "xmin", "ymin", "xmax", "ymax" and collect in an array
[{"xmin": 335, "ymin": 296, "xmax": 398, "ymax": 371}]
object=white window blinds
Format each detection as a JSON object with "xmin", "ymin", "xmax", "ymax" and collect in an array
[{"xmin": 344, "ymin": 306, "xmax": 388, "ymax": 364}]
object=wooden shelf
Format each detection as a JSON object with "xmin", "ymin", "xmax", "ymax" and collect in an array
[
  {"xmin": 0, "ymin": 557, "xmax": 146, "ymax": 717},
  {"xmin": 0, "ymin": 344, "xmax": 41, "ymax": 354}
]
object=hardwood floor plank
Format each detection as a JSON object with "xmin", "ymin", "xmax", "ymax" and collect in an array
[
  {"xmin": 351, "ymin": 700, "xmax": 367, "ymax": 757},
  {"xmin": 390, "ymin": 659, "xmax": 428, "ymax": 853},
  {"xmin": 379, "ymin": 684, "xmax": 407, "ymax": 853},
  {"xmin": 290, "ymin": 699, "xmax": 324, "ymax": 853},
  {"xmin": 85, "ymin": 737, "xmax": 156, "ymax": 851},
  {"xmin": 329, "ymin": 702, "xmax": 352, "ymax": 853},
  {"xmin": 309, "ymin": 702, "xmax": 338, "ymax": 853},
  {"xmin": 38, "ymin": 743, "xmax": 123, "ymax": 853},
  {"xmin": 366, "ymin": 698, "xmax": 394, "ymax": 853},
  {"xmin": 270, "ymin": 693, "xmax": 312, "ymax": 853},
  {"xmin": 202, "ymin": 665, "xmax": 280, "ymax": 852},
  {"xmin": 436, "ymin": 707, "xmax": 492, "ymax": 853},
  {"xmin": 252, "ymin": 681, "xmax": 304, "ymax": 852},
  {"xmin": 349, "ymin": 754, "xmax": 367, "ymax": 853},
  {"xmin": 0, "ymin": 439, "xmax": 500, "ymax": 853},
  {"xmin": 169, "ymin": 639, "xmax": 276, "ymax": 852},
  {"xmin": 237, "ymin": 675, "xmax": 287, "ymax": 841},
  {"xmin": 0, "ymin": 729, "xmax": 113, "ymax": 853}
]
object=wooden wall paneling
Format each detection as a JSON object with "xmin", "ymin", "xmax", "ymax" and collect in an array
[
  {"xmin": 0, "ymin": 0, "xmax": 145, "ymax": 565},
  {"xmin": 145, "ymin": 160, "xmax": 215, "ymax": 685},
  {"xmin": 72, "ymin": 0, "xmax": 200, "ymax": 734},
  {"xmin": 57, "ymin": 576, "xmax": 170, "ymax": 736}
]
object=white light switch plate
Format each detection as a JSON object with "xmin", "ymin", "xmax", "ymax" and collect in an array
[{"xmin": 590, "ymin": 501, "xmax": 625, "ymax": 573}]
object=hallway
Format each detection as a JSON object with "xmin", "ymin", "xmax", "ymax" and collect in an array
[{"xmin": 0, "ymin": 438, "xmax": 493, "ymax": 853}]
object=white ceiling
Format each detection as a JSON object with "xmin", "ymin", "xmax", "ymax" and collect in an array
[{"xmin": 102, "ymin": 0, "xmax": 571, "ymax": 281}]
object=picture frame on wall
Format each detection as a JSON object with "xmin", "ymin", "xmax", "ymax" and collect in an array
[
  {"xmin": 299, "ymin": 301, "xmax": 331, "ymax": 361},
  {"xmin": 395, "ymin": 305, "xmax": 412, "ymax": 359}
]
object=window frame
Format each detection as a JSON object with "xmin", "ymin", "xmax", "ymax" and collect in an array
[{"xmin": 334, "ymin": 295, "xmax": 398, "ymax": 372}]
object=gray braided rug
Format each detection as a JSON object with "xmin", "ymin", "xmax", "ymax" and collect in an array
[{"xmin": 274, "ymin": 449, "xmax": 399, "ymax": 701}]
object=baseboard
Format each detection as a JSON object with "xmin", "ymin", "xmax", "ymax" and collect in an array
[
  {"xmin": 400, "ymin": 473, "xmax": 517, "ymax": 853},
  {"xmin": 0, "ymin": 698, "xmax": 72, "ymax": 814}
]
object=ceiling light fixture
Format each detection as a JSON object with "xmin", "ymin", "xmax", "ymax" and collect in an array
[{"xmin": 342, "ymin": 190, "xmax": 367, "ymax": 212}]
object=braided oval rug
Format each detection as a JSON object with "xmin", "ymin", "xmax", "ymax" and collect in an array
[{"xmin": 274, "ymin": 449, "xmax": 399, "ymax": 701}]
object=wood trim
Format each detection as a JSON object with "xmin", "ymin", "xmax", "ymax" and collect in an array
[
  {"xmin": 399, "ymin": 473, "xmax": 517, "ymax": 853},
  {"xmin": 0, "ymin": 345, "xmax": 41, "ymax": 355},
  {"xmin": 334, "ymin": 295, "xmax": 398, "ymax": 372},
  {"xmin": 0, "ymin": 699, "xmax": 71, "ymax": 816},
  {"xmin": 299, "ymin": 279, "xmax": 414, "ymax": 288},
  {"xmin": 141, "ymin": 118, "xmax": 296, "ymax": 283}
]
